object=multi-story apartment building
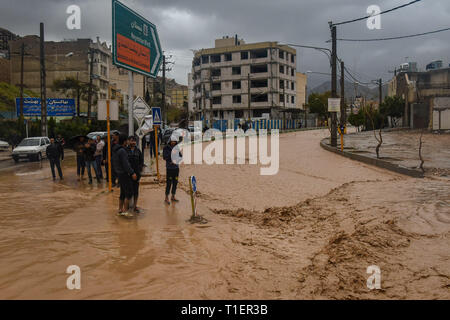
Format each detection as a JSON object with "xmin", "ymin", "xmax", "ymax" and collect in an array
[{"xmin": 189, "ymin": 36, "xmax": 298, "ymax": 122}]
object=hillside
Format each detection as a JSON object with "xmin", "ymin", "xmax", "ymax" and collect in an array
[
  {"xmin": 308, "ymin": 80, "xmax": 389, "ymax": 102},
  {"xmin": 0, "ymin": 82, "xmax": 39, "ymax": 111}
]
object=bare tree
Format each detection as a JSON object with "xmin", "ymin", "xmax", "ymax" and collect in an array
[
  {"xmin": 418, "ymin": 130, "xmax": 425, "ymax": 173},
  {"xmin": 364, "ymin": 105, "xmax": 383, "ymax": 159}
]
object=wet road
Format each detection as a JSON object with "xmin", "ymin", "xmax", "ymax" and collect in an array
[{"xmin": 0, "ymin": 130, "xmax": 448, "ymax": 299}]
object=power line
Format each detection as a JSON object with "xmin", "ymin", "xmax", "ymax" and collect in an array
[
  {"xmin": 331, "ymin": 0, "xmax": 423, "ymax": 27},
  {"xmin": 335, "ymin": 26, "xmax": 450, "ymax": 42}
]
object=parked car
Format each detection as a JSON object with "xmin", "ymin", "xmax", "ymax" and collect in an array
[
  {"xmin": 87, "ymin": 130, "xmax": 120, "ymax": 140},
  {"xmin": 0, "ymin": 140, "xmax": 9, "ymax": 151},
  {"xmin": 12, "ymin": 137, "xmax": 50, "ymax": 163}
]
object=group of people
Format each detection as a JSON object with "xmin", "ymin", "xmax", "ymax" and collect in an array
[{"xmin": 46, "ymin": 129, "xmax": 182, "ymax": 217}]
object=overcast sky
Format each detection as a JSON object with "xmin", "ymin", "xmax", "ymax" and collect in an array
[{"xmin": 2, "ymin": 0, "xmax": 450, "ymax": 88}]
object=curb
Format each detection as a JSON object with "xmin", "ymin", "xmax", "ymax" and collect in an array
[{"xmin": 320, "ymin": 138, "xmax": 424, "ymax": 178}]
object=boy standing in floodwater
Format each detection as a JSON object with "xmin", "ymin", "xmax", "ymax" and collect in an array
[{"xmin": 163, "ymin": 135, "xmax": 182, "ymax": 205}]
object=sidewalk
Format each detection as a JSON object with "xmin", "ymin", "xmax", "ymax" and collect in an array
[{"xmin": 341, "ymin": 129, "xmax": 450, "ymax": 176}]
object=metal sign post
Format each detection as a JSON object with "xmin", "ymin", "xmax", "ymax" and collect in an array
[
  {"xmin": 189, "ymin": 176, "xmax": 197, "ymax": 219},
  {"xmin": 107, "ymin": 99, "xmax": 112, "ymax": 192},
  {"xmin": 152, "ymin": 107, "xmax": 162, "ymax": 180}
]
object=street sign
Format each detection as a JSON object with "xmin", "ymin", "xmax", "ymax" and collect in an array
[
  {"xmin": 328, "ymin": 98, "xmax": 341, "ymax": 112},
  {"xmin": 112, "ymin": 0, "xmax": 162, "ymax": 78},
  {"xmin": 191, "ymin": 176, "xmax": 197, "ymax": 194},
  {"xmin": 133, "ymin": 97, "xmax": 150, "ymax": 124},
  {"xmin": 152, "ymin": 107, "xmax": 162, "ymax": 125},
  {"xmin": 16, "ymin": 98, "xmax": 75, "ymax": 117},
  {"xmin": 98, "ymin": 100, "xmax": 119, "ymax": 121}
]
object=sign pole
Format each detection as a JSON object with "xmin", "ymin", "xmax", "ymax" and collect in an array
[
  {"xmin": 107, "ymin": 99, "xmax": 112, "ymax": 192},
  {"xmin": 128, "ymin": 71, "xmax": 134, "ymax": 137},
  {"xmin": 154, "ymin": 125, "xmax": 160, "ymax": 180},
  {"xmin": 189, "ymin": 177, "xmax": 196, "ymax": 219}
]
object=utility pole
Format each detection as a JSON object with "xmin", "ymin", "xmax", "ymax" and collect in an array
[
  {"xmin": 209, "ymin": 68, "xmax": 214, "ymax": 126},
  {"xmin": 162, "ymin": 55, "xmax": 166, "ymax": 126},
  {"xmin": 19, "ymin": 43, "xmax": 25, "ymax": 119},
  {"xmin": 128, "ymin": 71, "xmax": 134, "ymax": 137},
  {"xmin": 378, "ymin": 78, "xmax": 383, "ymax": 107},
  {"xmin": 39, "ymin": 22, "xmax": 47, "ymax": 137},
  {"xmin": 87, "ymin": 47, "xmax": 94, "ymax": 119},
  {"xmin": 330, "ymin": 23, "xmax": 338, "ymax": 147},
  {"xmin": 76, "ymin": 72, "xmax": 80, "ymax": 117},
  {"xmin": 283, "ymin": 83, "xmax": 286, "ymax": 130},
  {"xmin": 247, "ymin": 73, "xmax": 251, "ymax": 122},
  {"xmin": 202, "ymin": 83, "xmax": 206, "ymax": 129},
  {"xmin": 340, "ymin": 60, "xmax": 346, "ymax": 126}
]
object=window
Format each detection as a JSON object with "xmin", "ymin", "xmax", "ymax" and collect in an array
[
  {"xmin": 291, "ymin": 54, "xmax": 295, "ymax": 63},
  {"xmin": 224, "ymin": 53, "xmax": 232, "ymax": 61},
  {"xmin": 212, "ymin": 96, "xmax": 222, "ymax": 104},
  {"xmin": 291, "ymin": 82, "xmax": 295, "ymax": 90},
  {"xmin": 250, "ymin": 49, "xmax": 268, "ymax": 59},
  {"xmin": 201, "ymin": 55, "xmax": 209, "ymax": 64},
  {"xmin": 291, "ymin": 96, "xmax": 295, "ymax": 104},
  {"xmin": 250, "ymin": 64, "xmax": 268, "ymax": 73},
  {"xmin": 279, "ymin": 65, "xmax": 284, "ymax": 74},
  {"xmin": 251, "ymin": 93, "xmax": 268, "ymax": 102},
  {"xmin": 291, "ymin": 69, "xmax": 295, "ymax": 77},
  {"xmin": 232, "ymin": 81, "xmax": 241, "ymax": 89},
  {"xmin": 279, "ymin": 50, "xmax": 284, "ymax": 59},
  {"xmin": 235, "ymin": 110, "xmax": 244, "ymax": 118},
  {"xmin": 232, "ymin": 67, "xmax": 241, "ymax": 75},
  {"xmin": 233, "ymin": 95, "xmax": 242, "ymax": 103},
  {"xmin": 241, "ymin": 51, "xmax": 248, "ymax": 60},
  {"xmin": 279, "ymin": 80, "xmax": 284, "ymax": 89},
  {"xmin": 211, "ymin": 54, "xmax": 221, "ymax": 63},
  {"xmin": 212, "ymin": 82, "xmax": 221, "ymax": 91},
  {"xmin": 194, "ymin": 58, "xmax": 201, "ymax": 66},
  {"xmin": 251, "ymin": 79, "xmax": 268, "ymax": 88},
  {"xmin": 101, "ymin": 65, "xmax": 107, "ymax": 77},
  {"xmin": 211, "ymin": 68, "xmax": 221, "ymax": 77},
  {"xmin": 280, "ymin": 94, "xmax": 284, "ymax": 103}
]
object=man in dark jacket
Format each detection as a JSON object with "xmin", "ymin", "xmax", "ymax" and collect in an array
[
  {"xmin": 46, "ymin": 137, "xmax": 63, "ymax": 180},
  {"xmin": 127, "ymin": 136, "xmax": 144, "ymax": 213},
  {"xmin": 56, "ymin": 135, "xmax": 65, "ymax": 161},
  {"xmin": 104, "ymin": 132, "xmax": 119, "ymax": 186},
  {"xmin": 113, "ymin": 134, "xmax": 137, "ymax": 217},
  {"xmin": 84, "ymin": 138, "xmax": 100, "ymax": 184},
  {"xmin": 74, "ymin": 136, "xmax": 86, "ymax": 180},
  {"xmin": 163, "ymin": 135, "xmax": 182, "ymax": 205}
]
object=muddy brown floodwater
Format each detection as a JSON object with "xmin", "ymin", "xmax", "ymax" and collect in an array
[{"xmin": 0, "ymin": 129, "xmax": 449, "ymax": 299}]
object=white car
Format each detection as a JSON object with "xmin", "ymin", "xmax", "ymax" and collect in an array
[
  {"xmin": 0, "ymin": 140, "xmax": 9, "ymax": 151},
  {"xmin": 12, "ymin": 137, "xmax": 50, "ymax": 163}
]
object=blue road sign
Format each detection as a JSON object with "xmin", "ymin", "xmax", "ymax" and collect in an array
[
  {"xmin": 16, "ymin": 98, "xmax": 76, "ymax": 117},
  {"xmin": 152, "ymin": 107, "xmax": 162, "ymax": 125},
  {"xmin": 191, "ymin": 176, "xmax": 197, "ymax": 193}
]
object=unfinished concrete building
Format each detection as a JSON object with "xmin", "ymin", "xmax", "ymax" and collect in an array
[{"xmin": 189, "ymin": 36, "xmax": 298, "ymax": 123}]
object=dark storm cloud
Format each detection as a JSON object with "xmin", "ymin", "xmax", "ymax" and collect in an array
[{"xmin": 2, "ymin": 0, "xmax": 450, "ymax": 87}]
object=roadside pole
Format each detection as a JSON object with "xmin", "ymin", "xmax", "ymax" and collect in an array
[
  {"xmin": 154, "ymin": 125, "xmax": 160, "ymax": 181},
  {"xmin": 107, "ymin": 87, "xmax": 112, "ymax": 192},
  {"xmin": 189, "ymin": 176, "xmax": 197, "ymax": 219},
  {"xmin": 128, "ymin": 71, "xmax": 134, "ymax": 137},
  {"xmin": 330, "ymin": 23, "xmax": 338, "ymax": 147}
]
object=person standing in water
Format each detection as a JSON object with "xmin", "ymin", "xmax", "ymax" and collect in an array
[
  {"xmin": 127, "ymin": 136, "xmax": 144, "ymax": 213},
  {"xmin": 113, "ymin": 134, "xmax": 137, "ymax": 217},
  {"xmin": 46, "ymin": 137, "xmax": 63, "ymax": 181},
  {"xmin": 163, "ymin": 135, "xmax": 182, "ymax": 205}
]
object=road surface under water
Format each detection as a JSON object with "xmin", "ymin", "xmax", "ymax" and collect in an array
[{"xmin": 0, "ymin": 130, "xmax": 449, "ymax": 299}]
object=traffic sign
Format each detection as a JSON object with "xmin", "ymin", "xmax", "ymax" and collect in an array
[
  {"xmin": 191, "ymin": 176, "xmax": 197, "ymax": 193},
  {"xmin": 133, "ymin": 97, "xmax": 150, "ymax": 124},
  {"xmin": 112, "ymin": 0, "xmax": 162, "ymax": 78},
  {"xmin": 152, "ymin": 107, "xmax": 162, "ymax": 125},
  {"xmin": 328, "ymin": 98, "xmax": 341, "ymax": 112},
  {"xmin": 98, "ymin": 100, "xmax": 119, "ymax": 121}
]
